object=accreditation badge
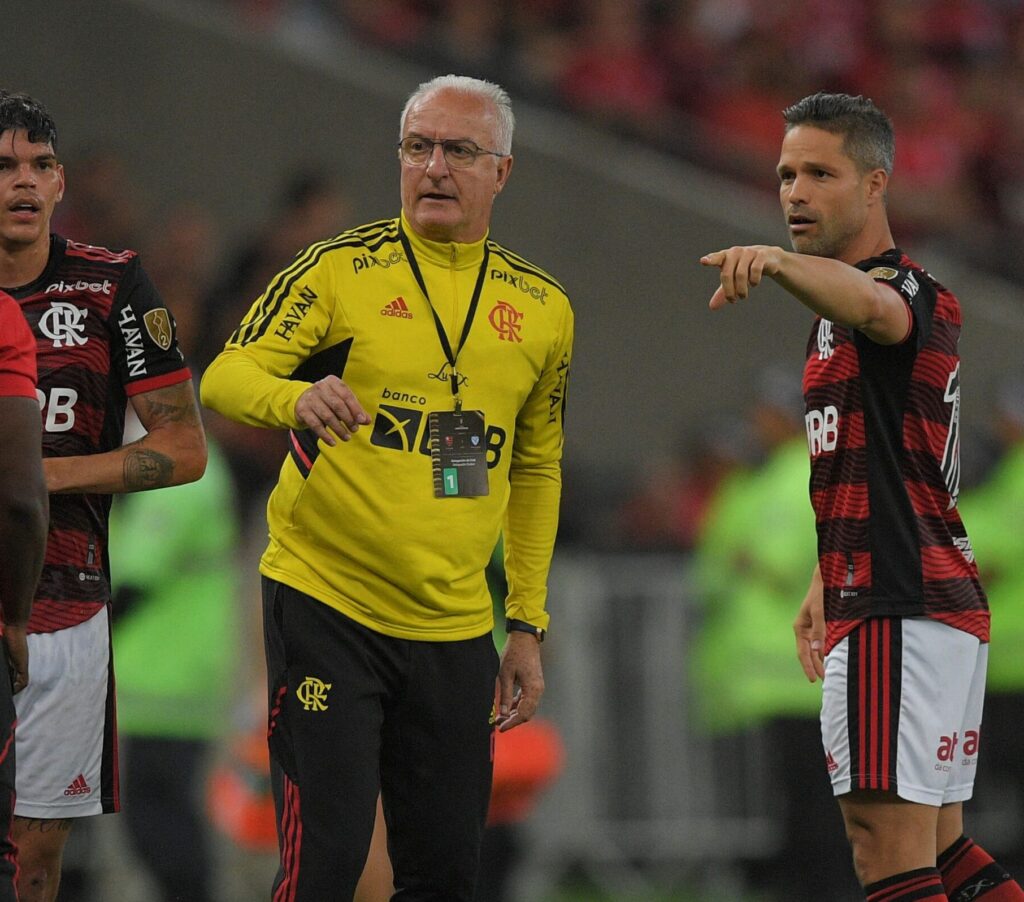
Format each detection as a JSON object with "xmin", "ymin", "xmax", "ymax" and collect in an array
[{"xmin": 429, "ymin": 409, "xmax": 489, "ymax": 498}]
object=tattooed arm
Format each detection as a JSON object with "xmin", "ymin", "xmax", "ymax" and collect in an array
[{"xmin": 44, "ymin": 380, "xmax": 208, "ymax": 494}]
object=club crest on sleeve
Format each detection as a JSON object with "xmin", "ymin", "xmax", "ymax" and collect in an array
[
  {"xmin": 865, "ymin": 266, "xmax": 899, "ymax": 281},
  {"xmin": 143, "ymin": 308, "xmax": 173, "ymax": 350}
]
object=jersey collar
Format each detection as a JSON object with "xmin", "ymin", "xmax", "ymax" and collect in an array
[{"xmin": 399, "ymin": 212, "xmax": 487, "ymax": 271}]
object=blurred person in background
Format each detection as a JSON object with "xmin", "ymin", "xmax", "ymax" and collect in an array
[
  {"xmin": 617, "ymin": 416, "xmax": 747, "ymax": 553},
  {"xmin": 702, "ymin": 91, "xmax": 1022, "ymax": 901},
  {"xmin": 201, "ymin": 74, "xmax": 573, "ymax": 900},
  {"xmin": 957, "ymin": 373, "xmax": 1024, "ymax": 883},
  {"xmin": 0, "ymin": 288, "xmax": 49, "ymax": 902},
  {"xmin": 105, "ymin": 433, "xmax": 240, "ymax": 902},
  {"xmin": 690, "ymin": 366, "xmax": 859, "ymax": 901},
  {"xmin": 200, "ymin": 170, "xmax": 349, "ymax": 522},
  {"xmin": 49, "ymin": 147, "xmax": 146, "ymax": 253},
  {"xmin": 0, "ymin": 90, "xmax": 207, "ymax": 902}
]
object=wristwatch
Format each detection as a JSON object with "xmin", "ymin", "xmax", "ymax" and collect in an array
[{"xmin": 505, "ymin": 618, "xmax": 545, "ymax": 642}]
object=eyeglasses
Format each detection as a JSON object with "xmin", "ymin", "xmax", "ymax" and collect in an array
[{"xmin": 397, "ymin": 137, "xmax": 506, "ymax": 169}]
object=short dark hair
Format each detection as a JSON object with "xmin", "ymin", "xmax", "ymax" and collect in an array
[
  {"xmin": 782, "ymin": 92, "xmax": 893, "ymax": 175},
  {"xmin": 0, "ymin": 91, "xmax": 58, "ymax": 149}
]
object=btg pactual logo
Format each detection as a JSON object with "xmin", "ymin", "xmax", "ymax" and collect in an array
[
  {"xmin": 296, "ymin": 676, "xmax": 332, "ymax": 711},
  {"xmin": 39, "ymin": 302, "xmax": 89, "ymax": 348},
  {"xmin": 371, "ymin": 403, "xmax": 507, "ymax": 468}
]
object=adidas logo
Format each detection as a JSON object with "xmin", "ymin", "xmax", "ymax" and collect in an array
[
  {"xmin": 381, "ymin": 297, "xmax": 413, "ymax": 319},
  {"xmin": 64, "ymin": 773, "xmax": 92, "ymax": 797},
  {"xmin": 825, "ymin": 750, "xmax": 839, "ymax": 775}
]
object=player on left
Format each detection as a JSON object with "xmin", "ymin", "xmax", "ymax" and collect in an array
[
  {"xmin": 0, "ymin": 90, "xmax": 207, "ymax": 902},
  {"xmin": 0, "ymin": 286, "xmax": 49, "ymax": 902}
]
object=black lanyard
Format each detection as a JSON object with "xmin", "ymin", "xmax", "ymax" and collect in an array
[{"xmin": 399, "ymin": 224, "xmax": 488, "ymax": 411}]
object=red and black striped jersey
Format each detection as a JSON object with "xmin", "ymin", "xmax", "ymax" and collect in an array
[
  {"xmin": 802, "ymin": 248, "xmax": 988, "ymax": 653},
  {"xmin": 8, "ymin": 235, "xmax": 192, "ymax": 634}
]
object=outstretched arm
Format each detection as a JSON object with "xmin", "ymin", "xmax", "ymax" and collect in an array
[
  {"xmin": 44, "ymin": 378, "xmax": 207, "ymax": 494},
  {"xmin": 701, "ymin": 245, "xmax": 912, "ymax": 345}
]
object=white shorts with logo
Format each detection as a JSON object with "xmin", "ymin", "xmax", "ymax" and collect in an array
[
  {"xmin": 13, "ymin": 606, "xmax": 118, "ymax": 818},
  {"xmin": 821, "ymin": 617, "xmax": 987, "ymax": 806}
]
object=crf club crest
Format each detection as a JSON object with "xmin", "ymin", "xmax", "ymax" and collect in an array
[
  {"xmin": 488, "ymin": 300, "xmax": 523, "ymax": 343},
  {"xmin": 143, "ymin": 308, "xmax": 173, "ymax": 350}
]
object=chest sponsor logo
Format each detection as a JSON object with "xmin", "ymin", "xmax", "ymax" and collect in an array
[
  {"xmin": 371, "ymin": 402, "xmax": 506, "ymax": 468},
  {"xmin": 45, "ymin": 279, "xmax": 112, "ymax": 296},
  {"xmin": 39, "ymin": 302, "xmax": 89, "ymax": 348},
  {"xmin": 489, "ymin": 269, "xmax": 548, "ymax": 304},
  {"xmin": 296, "ymin": 676, "xmax": 331, "ymax": 711},
  {"xmin": 353, "ymin": 249, "xmax": 406, "ymax": 275},
  {"xmin": 381, "ymin": 296, "xmax": 413, "ymax": 319},
  {"xmin": 805, "ymin": 405, "xmax": 839, "ymax": 456},
  {"xmin": 817, "ymin": 318, "xmax": 834, "ymax": 360},
  {"xmin": 488, "ymin": 301, "xmax": 523, "ymax": 343},
  {"xmin": 36, "ymin": 387, "xmax": 79, "ymax": 432},
  {"xmin": 371, "ymin": 404, "xmax": 426, "ymax": 453},
  {"xmin": 143, "ymin": 307, "xmax": 173, "ymax": 350},
  {"xmin": 428, "ymin": 362, "xmax": 468, "ymax": 390}
]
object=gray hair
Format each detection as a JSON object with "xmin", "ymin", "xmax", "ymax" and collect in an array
[
  {"xmin": 783, "ymin": 92, "xmax": 895, "ymax": 176},
  {"xmin": 400, "ymin": 74, "xmax": 515, "ymax": 155}
]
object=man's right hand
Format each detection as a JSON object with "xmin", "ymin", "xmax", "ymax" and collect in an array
[
  {"xmin": 294, "ymin": 376, "xmax": 371, "ymax": 446},
  {"xmin": 3, "ymin": 625, "xmax": 29, "ymax": 694},
  {"xmin": 794, "ymin": 565, "xmax": 826, "ymax": 683}
]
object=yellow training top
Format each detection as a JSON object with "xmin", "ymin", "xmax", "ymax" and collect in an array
[{"xmin": 201, "ymin": 215, "xmax": 573, "ymax": 641}]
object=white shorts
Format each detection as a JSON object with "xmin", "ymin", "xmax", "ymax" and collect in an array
[
  {"xmin": 13, "ymin": 607, "xmax": 118, "ymax": 818},
  {"xmin": 821, "ymin": 617, "xmax": 987, "ymax": 806}
]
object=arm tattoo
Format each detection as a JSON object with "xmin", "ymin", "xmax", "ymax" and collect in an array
[
  {"xmin": 136, "ymin": 397, "xmax": 200, "ymax": 425},
  {"xmin": 123, "ymin": 448, "xmax": 175, "ymax": 490}
]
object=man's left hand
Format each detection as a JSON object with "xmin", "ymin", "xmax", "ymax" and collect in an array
[{"xmin": 495, "ymin": 631, "xmax": 544, "ymax": 732}]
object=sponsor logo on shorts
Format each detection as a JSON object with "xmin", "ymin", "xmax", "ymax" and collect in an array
[
  {"xmin": 825, "ymin": 750, "xmax": 839, "ymax": 774},
  {"xmin": 935, "ymin": 729, "xmax": 979, "ymax": 772},
  {"xmin": 64, "ymin": 773, "xmax": 92, "ymax": 797},
  {"xmin": 296, "ymin": 676, "xmax": 332, "ymax": 712}
]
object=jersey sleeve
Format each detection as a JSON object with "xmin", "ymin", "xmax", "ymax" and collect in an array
[
  {"xmin": 110, "ymin": 259, "xmax": 192, "ymax": 396},
  {"xmin": 0, "ymin": 292, "xmax": 38, "ymax": 399},
  {"xmin": 200, "ymin": 251, "xmax": 343, "ymax": 429},
  {"xmin": 861, "ymin": 261, "xmax": 938, "ymax": 349},
  {"xmin": 502, "ymin": 299, "xmax": 574, "ymax": 629}
]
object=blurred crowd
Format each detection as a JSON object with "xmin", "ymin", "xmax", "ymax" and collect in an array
[{"xmin": 222, "ymin": 0, "xmax": 1024, "ymax": 285}]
